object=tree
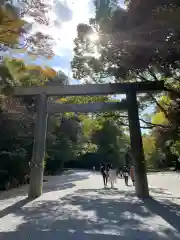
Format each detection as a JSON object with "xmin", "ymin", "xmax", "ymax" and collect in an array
[
  {"xmin": 20, "ymin": 0, "xmax": 54, "ymax": 58},
  {"xmin": 151, "ymin": 93, "xmax": 180, "ymax": 167},
  {"xmin": 46, "ymin": 115, "xmax": 83, "ymax": 173},
  {"xmin": 71, "ymin": 0, "xmax": 180, "ymax": 130},
  {"xmin": 0, "ymin": 96, "xmax": 34, "ymax": 186},
  {"xmin": 142, "ymin": 134, "xmax": 162, "ymax": 169},
  {"xmin": 0, "ymin": 58, "xmax": 58, "ymax": 87},
  {"xmin": 0, "ymin": 1, "xmax": 54, "ymax": 58},
  {"xmin": 0, "ymin": 3, "xmax": 25, "ymax": 51},
  {"xmin": 0, "ymin": 57, "xmax": 69, "ymax": 187},
  {"xmin": 72, "ymin": 0, "xmax": 180, "ymax": 86},
  {"xmin": 71, "ymin": 0, "xmax": 180, "ymax": 177},
  {"xmin": 90, "ymin": 117, "xmax": 127, "ymax": 166}
]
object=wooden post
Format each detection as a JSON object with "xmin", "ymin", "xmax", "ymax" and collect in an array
[
  {"xmin": 28, "ymin": 93, "xmax": 48, "ymax": 199},
  {"xmin": 127, "ymin": 90, "xmax": 149, "ymax": 198}
]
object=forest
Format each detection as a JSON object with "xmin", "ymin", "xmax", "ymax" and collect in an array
[{"xmin": 0, "ymin": 0, "xmax": 180, "ymax": 190}]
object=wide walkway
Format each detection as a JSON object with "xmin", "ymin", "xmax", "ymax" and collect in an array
[{"xmin": 0, "ymin": 170, "xmax": 180, "ymax": 239}]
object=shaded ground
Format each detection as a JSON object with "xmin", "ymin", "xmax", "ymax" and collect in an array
[{"xmin": 0, "ymin": 171, "xmax": 180, "ymax": 239}]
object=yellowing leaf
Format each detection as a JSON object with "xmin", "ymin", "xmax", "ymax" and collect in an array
[
  {"xmin": 151, "ymin": 112, "xmax": 169, "ymax": 125},
  {"xmin": 43, "ymin": 67, "xmax": 57, "ymax": 78},
  {"xmin": 56, "ymin": 98, "xmax": 68, "ymax": 103},
  {"xmin": 0, "ymin": 6, "xmax": 25, "ymax": 45}
]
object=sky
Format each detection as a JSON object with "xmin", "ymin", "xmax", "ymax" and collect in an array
[
  {"xmin": 18, "ymin": 0, "xmax": 125, "ymax": 84},
  {"xmin": 22, "ymin": 0, "xmax": 95, "ymax": 84}
]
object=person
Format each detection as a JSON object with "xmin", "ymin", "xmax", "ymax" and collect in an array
[
  {"xmin": 119, "ymin": 167, "xmax": 123, "ymax": 178},
  {"xmin": 109, "ymin": 165, "xmax": 117, "ymax": 188},
  {"xmin": 100, "ymin": 163, "xmax": 107, "ymax": 187},
  {"xmin": 93, "ymin": 166, "xmax": 95, "ymax": 171},
  {"xmin": 105, "ymin": 164, "xmax": 110, "ymax": 186},
  {"xmin": 123, "ymin": 165, "xmax": 129, "ymax": 186},
  {"xmin": 130, "ymin": 165, "xmax": 135, "ymax": 186}
]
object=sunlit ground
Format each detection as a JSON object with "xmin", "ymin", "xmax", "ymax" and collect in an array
[{"xmin": 0, "ymin": 171, "xmax": 180, "ymax": 239}]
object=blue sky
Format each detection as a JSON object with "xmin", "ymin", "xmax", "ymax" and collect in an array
[
  {"xmin": 22, "ymin": 0, "xmax": 95, "ymax": 83},
  {"xmin": 15, "ymin": 0, "xmax": 125, "ymax": 85}
]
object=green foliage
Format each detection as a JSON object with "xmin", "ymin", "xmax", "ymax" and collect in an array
[
  {"xmin": 171, "ymin": 141, "xmax": 180, "ymax": 156},
  {"xmin": 0, "ymin": 58, "xmax": 67, "ymax": 186},
  {"xmin": 0, "ymin": 108, "xmax": 33, "ymax": 185},
  {"xmin": 45, "ymin": 111, "xmax": 130, "ymax": 173},
  {"xmin": 90, "ymin": 118, "xmax": 127, "ymax": 166},
  {"xmin": 46, "ymin": 115, "xmax": 82, "ymax": 173},
  {"xmin": 149, "ymin": 91, "xmax": 180, "ymax": 168}
]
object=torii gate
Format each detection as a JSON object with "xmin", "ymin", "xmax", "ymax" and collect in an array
[{"xmin": 12, "ymin": 81, "xmax": 164, "ymax": 198}]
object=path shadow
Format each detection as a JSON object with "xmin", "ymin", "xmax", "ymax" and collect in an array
[
  {"xmin": 143, "ymin": 197, "xmax": 180, "ymax": 233},
  {"xmin": 1, "ymin": 188, "xmax": 180, "ymax": 239},
  {"xmin": 0, "ymin": 171, "xmax": 91, "ymax": 200},
  {"xmin": 149, "ymin": 187, "xmax": 172, "ymax": 196},
  {"xmin": 42, "ymin": 172, "xmax": 90, "ymax": 193},
  {"xmin": 0, "ymin": 171, "xmax": 91, "ymax": 221},
  {"xmin": 0, "ymin": 197, "xmax": 31, "ymax": 218}
]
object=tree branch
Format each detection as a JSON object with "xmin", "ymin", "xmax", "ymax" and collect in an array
[
  {"xmin": 139, "ymin": 117, "xmax": 170, "ymax": 129},
  {"xmin": 116, "ymin": 119, "xmax": 154, "ymax": 129},
  {"xmin": 164, "ymin": 85, "xmax": 180, "ymax": 98},
  {"xmin": 100, "ymin": 113, "xmax": 170, "ymax": 129},
  {"xmin": 137, "ymin": 72, "xmax": 170, "ymax": 120},
  {"xmin": 147, "ymin": 67, "xmax": 159, "ymax": 82}
]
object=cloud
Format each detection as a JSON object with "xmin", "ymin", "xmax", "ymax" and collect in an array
[
  {"xmin": 52, "ymin": 0, "xmax": 94, "ymax": 54},
  {"xmin": 54, "ymin": 1, "xmax": 73, "ymax": 22},
  {"xmin": 22, "ymin": 0, "xmax": 93, "ymax": 71}
]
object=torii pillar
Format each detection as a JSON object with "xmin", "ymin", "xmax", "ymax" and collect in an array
[
  {"xmin": 127, "ymin": 90, "xmax": 149, "ymax": 198},
  {"xmin": 28, "ymin": 93, "xmax": 48, "ymax": 199}
]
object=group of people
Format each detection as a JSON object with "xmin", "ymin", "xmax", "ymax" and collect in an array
[{"xmin": 98, "ymin": 163, "xmax": 135, "ymax": 188}]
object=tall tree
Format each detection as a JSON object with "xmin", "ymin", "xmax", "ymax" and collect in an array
[
  {"xmin": 71, "ymin": 0, "xmax": 180, "ymax": 128},
  {"xmin": 90, "ymin": 117, "xmax": 127, "ymax": 166},
  {"xmin": 46, "ymin": 115, "xmax": 83, "ymax": 173}
]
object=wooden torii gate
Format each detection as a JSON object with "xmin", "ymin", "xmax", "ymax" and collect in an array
[{"xmin": 13, "ymin": 81, "xmax": 164, "ymax": 199}]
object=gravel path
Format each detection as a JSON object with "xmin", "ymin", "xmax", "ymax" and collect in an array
[{"xmin": 0, "ymin": 170, "xmax": 180, "ymax": 239}]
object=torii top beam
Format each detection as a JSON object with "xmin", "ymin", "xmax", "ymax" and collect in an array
[{"xmin": 13, "ymin": 81, "xmax": 164, "ymax": 97}]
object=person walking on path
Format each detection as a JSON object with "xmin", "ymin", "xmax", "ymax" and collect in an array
[
  {"xmin": 105, "ymin": 164, "xmax": 110, "ymax": 186},
  {"xmin": 100, "ymin": 163, "xmax": 107, "ymax": 187},
  {"xmin": 119, "ymin": 167, "xmax": 123, "ymax": 178},
  {"xmin": 109, "ymin": 165, "xmax": 117, "ymax": 188},
  {"xmin": 123, "ymin": 165, "xmax": 129, "ymax": 186},
  {"xmin": 130, "ymin": 165, "xmax": 135, "ymax": 186}
]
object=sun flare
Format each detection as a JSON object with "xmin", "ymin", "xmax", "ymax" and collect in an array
[{"xmin": 89, "ymin": 32, "xmax": 99, "ymax": 42}]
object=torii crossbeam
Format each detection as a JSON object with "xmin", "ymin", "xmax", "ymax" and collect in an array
[{"xmin": 13, "ymin": 81, "xmax": 164, "ymax": 96}]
